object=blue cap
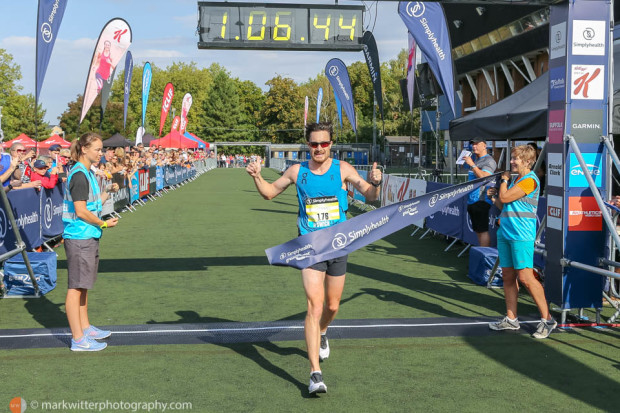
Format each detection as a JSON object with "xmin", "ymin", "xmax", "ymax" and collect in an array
[{"xmin": 33, "ymin": 159, "xmax": 48, "ymax": 169}]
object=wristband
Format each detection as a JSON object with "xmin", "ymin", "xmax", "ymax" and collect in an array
[
  {"xmin": 370, "ymin": 179, "xmax": 382, "ymax": 188},
  {"xmin": 501, "ymin": 179, "xmax": 509, "ymax": 184},
  {"xmin": 100, "ymin": 221, "xmax": 108, "ymax": 229}
]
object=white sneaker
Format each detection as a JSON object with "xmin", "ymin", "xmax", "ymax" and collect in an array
[
  {"xmin": 309, "ymin": 371, "xmax": 327, "ymax": 394},
  {"xmin": 532, "ymin": 318, "xmax": 557, "ymax": 339},
  {"xmin": 319, "ymin": 334, "xmax": 330, "ymax": 361}
]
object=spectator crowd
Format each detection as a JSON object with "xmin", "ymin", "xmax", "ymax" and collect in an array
[{"xmin": 1, "ymin": 141, "xmax": 211, "ymax": 193}]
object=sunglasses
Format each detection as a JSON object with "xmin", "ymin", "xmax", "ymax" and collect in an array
[
  {"xmin": 308, "ymin": 141, "xmax": 331, "ymax": 148},
  {"xmin": 14, "ymin": 149, "xmax": 27, "ymax": 153}
]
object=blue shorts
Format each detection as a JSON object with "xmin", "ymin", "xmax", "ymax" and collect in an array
[{"xmin": 496, "ymin": 236, "xmax": 534, "ymax": 270}]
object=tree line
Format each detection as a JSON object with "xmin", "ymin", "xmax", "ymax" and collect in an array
[{"xmin": 0, "ymin": 48, "xmax": 421, "ymax": 147}]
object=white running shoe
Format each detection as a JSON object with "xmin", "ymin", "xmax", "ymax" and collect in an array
[
  {"xmin": 319, "ymin": 334, "xmax": 330, "ymax": 361},
  {"xmin": 489, "ymin": 316, "xmax": 520, "ymax": 331},
  {"xmin": 309, "ymin": 371, "xmax": 327, "ymax": 394}
]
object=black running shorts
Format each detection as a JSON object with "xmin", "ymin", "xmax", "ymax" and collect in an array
[
  {"xmin": 467, "ymin": 201, "xmax": 492, "ymax": 233},
  {"xmin": 308, "ymin": 255, "xmax": 348, "ymax": 276}
]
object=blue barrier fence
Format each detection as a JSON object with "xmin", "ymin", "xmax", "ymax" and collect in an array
[
  {"xmin": 0, "ymin": 161, "xmax": 211, "ymax": 255},
  {"xmin": 424, "ymin": 181, "xmax": 546, "ymax": 251}
]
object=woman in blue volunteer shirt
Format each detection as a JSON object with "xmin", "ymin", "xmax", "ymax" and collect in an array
[
  {"xmin": 63, "ymin": 132, "xmax": 119, "ymax": 351},
  {"xmin": 487, "ymin": 145, "xmax": 556, "ymax": 339}
]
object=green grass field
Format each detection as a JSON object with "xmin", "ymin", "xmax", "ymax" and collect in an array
[{"xmin": 1, "ymin": 168, "xmax": 619, "ymax": 412}]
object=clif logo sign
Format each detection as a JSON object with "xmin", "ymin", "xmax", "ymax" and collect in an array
[
  {"xmin": 568, "ymin": 196, "xmax": 602, "ymax": 231},
  {"xmin": 547, "ymin": 195, "xmax": 563, "ymax": 231}
]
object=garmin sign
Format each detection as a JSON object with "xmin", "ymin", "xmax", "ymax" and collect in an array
[{"xmin": 570, "ymin": 109, "xmax": 603, "ymax": 142}]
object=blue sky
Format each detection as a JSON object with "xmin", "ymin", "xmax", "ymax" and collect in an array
[{"xmin": 0, "ymin": 0, "xmax": 407, "ymax": 126}]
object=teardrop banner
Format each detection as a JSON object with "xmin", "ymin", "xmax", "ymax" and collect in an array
[
  {"xmin": 80, "ymin": 18, "xmax": 132, "ymax": 123},
  {"xmin": 159, "ymin": 82, "xmax": 175, "ymax": 136}
]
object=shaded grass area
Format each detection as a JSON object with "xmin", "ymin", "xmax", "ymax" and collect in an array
[
  {"xmin": 2, "ymin": 168, "xmax": 619, "ymax": 411},
  {"xmin": 1, "ymin": 331, "xmax": 619, "ymax": 412}
]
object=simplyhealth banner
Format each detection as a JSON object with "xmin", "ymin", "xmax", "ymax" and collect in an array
[
  {"xmin": 326, "ymin": 58, "xmax": 356, "ymax": 133},
  {"xmin": 36, "ymin": 0, "xmax": 67, "ymax": 105},
  {"xmin": 266, "ymin": 174, "xmax": 497, "ymax": 269},
  {"xmin": 0, "ymin": 189, "xmax": 43, "ymax": 255},
  {"xmin": 398, "ymin": 1, "xmax": 456, "ymax": 116}
]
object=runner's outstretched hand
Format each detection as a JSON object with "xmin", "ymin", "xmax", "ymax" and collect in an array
[{"xmin": 246, "ymin": 157, "xmax": 262, "ymax": 178}]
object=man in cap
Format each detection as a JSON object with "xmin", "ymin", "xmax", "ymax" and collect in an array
[
  {"xmin": 463, "ymin": 138, "xmax": 497, "ymax": 247},
  {"xmin": 49, "ymin": 144, "xmax": 62, "ymax": 166}
]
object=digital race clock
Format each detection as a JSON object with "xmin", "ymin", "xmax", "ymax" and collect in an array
[{"xmin": 197, "ymin": 2, "xmax": 364, "ymax": 51}]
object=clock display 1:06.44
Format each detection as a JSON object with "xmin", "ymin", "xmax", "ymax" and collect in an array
[{"xmin": 198, "ymin": 3, "xmax": 363, "ymax": 49}]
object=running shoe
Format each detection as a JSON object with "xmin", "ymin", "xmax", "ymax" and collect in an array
[
  {"xmin": 83, "ymin": 325, "xmax": 111, "ymax": 340},
  {"xmin": 319, "ymin": 334, "xmax": 330, "ymax": 361},
  {"xmin": 309, "ymin": 371, "xmax": 327, "ymax": 394},
  {"xmin": 532, "ymin": 318, "xmax": 557, "ymax": 339},
  {"xmin": 488, "ymin": 316, "xmax": 520, "ymax": 331},
  {"xmin": 70, "ymin": 336, "xmax": 107, "ymax": 352}
]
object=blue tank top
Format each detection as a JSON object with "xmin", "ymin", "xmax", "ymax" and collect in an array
[{"xmin": 296, "ymin": 159, "xmax": 348, "ymax": 235}]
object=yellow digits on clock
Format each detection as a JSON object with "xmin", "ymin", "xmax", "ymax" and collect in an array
[
  {"xmin": 313, "ymin": 14, "xmax": 330, "ymax": 41},
  {"xmin": 274, "ymin": 11, "xmax": 292, "ymax": 41},
  {"xmin": 339, "ymin": 14, "xmax": 356, "ymax": 41},
  {"xmin": 220, "ymin": 12, "xmax": 227, "ymax": 39},
  {"xmin": 247, "ymin": 11, "xmax": 266, "ymax": 40}
]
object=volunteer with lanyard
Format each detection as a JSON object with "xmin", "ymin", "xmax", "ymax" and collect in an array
[
  {"xmin": 487, "ymin": 144, "xmax": 556, "ymax": 339},
  {"xmin": 63, "ymin": 132, "xmax": 119, "ymax": 351}
]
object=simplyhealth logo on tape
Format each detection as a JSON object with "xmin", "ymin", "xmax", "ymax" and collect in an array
[
  {"xmin": 331, "ymin": 216, "xmax": 390, "ymax": 251},
  {"xmin": 265, "ymin": 174, "xmax": 497, "ymax": 270}
]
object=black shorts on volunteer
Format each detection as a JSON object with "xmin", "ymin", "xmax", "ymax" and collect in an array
[{"xmin": 467, "ymin": 201, "xmax": 492, "ymax": 233}]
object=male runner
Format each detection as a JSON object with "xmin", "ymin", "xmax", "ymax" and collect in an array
[{"xmin": 246, "ymin": 122, "xmax": 382, "ymax": 394}]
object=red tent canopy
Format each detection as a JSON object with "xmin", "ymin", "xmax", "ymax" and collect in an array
[
  {"xmin": 39, "ymin": 134, "xmax": 71, "ymax": 148},
  {"xmin": 2, "ymin": 133, "xmax": 37, "ymax": 149},
  {"xmin": 150, "ymin": 130, "xmax": 198, "ymax": 149}
]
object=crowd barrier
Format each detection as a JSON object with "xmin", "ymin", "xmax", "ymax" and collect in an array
[{"xmin": 0, "ymin": 159, "xmax": 215, "ymax": 256}]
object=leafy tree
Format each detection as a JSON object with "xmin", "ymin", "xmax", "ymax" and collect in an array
[
  {"xmin": 59, "ymin": 94, "xmax": 108, "ymax": 139},
  {"xmin": 0, "ymin": 49, "xmax": 48, "ymax": 140},
  {"xmin": 236, "ymin": 79, "xmax": 264, "ymax": 127},
  {"xmin": 382, "ymin": 49, "xmax": 420, "ymax": 137},
  {"xmin": 3, "ymin": 93, "xmax": 49, "ymax": 140},
  {"xmin": 0, "ymin": 48, "xmax": 22, "ymax": 107},
  {"xmin": 200, "ymin": 66, "xmax": 246, "ymax": 142},
  {"xmin": 259, "ymin": 75, "xmax": 303, "ymax": 143}
]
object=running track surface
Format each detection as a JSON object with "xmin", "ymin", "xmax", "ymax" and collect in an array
[{"xmin": 0, "ymin": 316, "xmax": 550, "ymax": 350}]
